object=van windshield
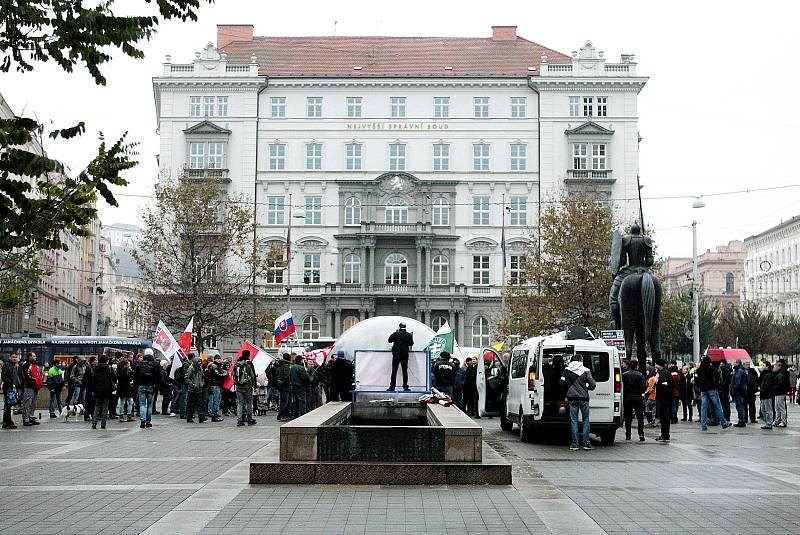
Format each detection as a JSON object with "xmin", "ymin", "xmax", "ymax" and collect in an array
[{"xmin": 577, "ymin": 351, "xmax": 610, "ymax": 382}]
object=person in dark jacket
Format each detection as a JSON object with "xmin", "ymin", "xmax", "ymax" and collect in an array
[
  {"xmin": 289, "ymin": 354, "xmax": 311, "ymax": 418},
  {"xmin": 680, "ymin": 365, "xmax": 693, "ymax": 422},
  {"xmin": 134, "ymin": 349, "xmax": 162, "ymax": 428},
  {"xmin": 622, "ymin": 359, "xmax": 646, "ymax": 441},
  {"xmin": 91, "ymin": 355, "xmax": 116, "ymax": 429},
  {"xmin": 432, "ymin": 351, "xmax": 457, "ymax": 396},
  {"xmin": 464, "ymin": 358, "xmax": 479, "ymax": 417},
  {"xmin": 453, "ymin": 358, "xmax": 466, "ymax": 410},
  {"xmin": 744, "ymin": 361, "xmax": 759, "ymax": 424},
  {"xmin": 760, "ymin": 362, "xmax": 776, "ymax": 430},
  {"xmin": 718, "ymin": 359, "xmax": 733, "ymax": 422},
  {"xmin": 64, "ymin": 356, "xmax": 77, "ymax": 406},
  {"xmin": 173, "ymin": 357, "xmax": 187, "ymax": 418},
  {"xmin": 561, "ymin": 354, "xmax": 596, "ymax": 450},
  {"xmin": 695, "ymin": 357, "xmax": 731, "ymax": 431},
  {"xmin": 730, "ymin": 359, "xmax": 748, "ymax": 427},
  {"xmin": 206, "ymin": 356, "xmax": 227, "ymax": 422},
  {"xmin": 233, "ymin": 351, "xmax": 257, "ymax": 426},
  {"xmin": 329, "ymin": 351, "xmax": 353, "ymax": 403},
  {"xmin": 772, "ymin": 360, "xmax": 789, "ymax": 427},
  {"xmin": 115, "ymin": 357, "xmax": 135, "ymax": 422},
  {"xmin": 184, "ymin": 354, "xmax": 207, "ymax": 424},
  {"xmin": 2, "ymin": 352, "xmax": 22, "ymax": 429},
  {"xmin": 387, "ymin": 323, "xmax": 414, "ymax": 391},
  {"xmin": 82, "ymin": 357, "xmax": 96, "ymax": 422},
  {"xmin": 274, "ymin": 353, "xmax": 293, "ymax": 421},
  {"xmin": 668, "ymin": 361, "xmax": 682, "ymax": 424},
  {"xmin": 654, "ymin": 359, "xmax": 673, "ymax": 442}
]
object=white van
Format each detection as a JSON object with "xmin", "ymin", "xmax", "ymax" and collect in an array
[{"xmin": 477, "ymin": 328, "xmax": 622, "ymax": 445}]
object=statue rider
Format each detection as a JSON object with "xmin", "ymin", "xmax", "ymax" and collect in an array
[{"xmin": 609, "ymin": 223, "xmax": 654, "ymax": 329}]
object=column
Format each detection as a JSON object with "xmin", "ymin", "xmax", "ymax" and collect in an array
[
  {"xmin": 415, "ymin": 309, "xmax": 422, "ymax": 322},
  {"xmin": 359, "ymin": 309, "xmax": 365, "ymax": 322},
  {"xmin": 334, "ymin": 310, "xmax": 340, "ymax": 338},
  {"xmin": 360, "ymin": 245, "xmax": 367, "ymax": 290},
  {"xmin": 425, "ymin": 248, "xmax": 432, "ymax": 291},
  {"xmin": 368, "ymin": 246, "xmax": 375, "ymax": 289},
  {"xmin": 328, "ymin": 311, "xmax": 335, "ymax": 337},
  {"xmin": 457, "ymin": 311, "xmax": 465, "ymax": 346},
  {"xmin": 416, "ymin": 245, "xmax": 422, "ymax": 288}
]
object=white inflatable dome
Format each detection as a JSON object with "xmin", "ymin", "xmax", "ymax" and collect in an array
[{"xmin": 331, "ymin": 316, "xmax": 435, "ymax": 360}]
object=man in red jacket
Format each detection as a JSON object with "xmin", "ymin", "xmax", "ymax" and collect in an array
[{"xmin": 21, "ymin": 352, "xmax": 43, "ymax": 426}]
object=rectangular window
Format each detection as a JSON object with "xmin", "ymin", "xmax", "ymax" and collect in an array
[
  {"xmin": 583, "ymin": 96, "xmax": 593, "ymax": 117},
  {"xmin": 305, "ymin": 143, "xmax": 322, "ymax": 170},
  {"xmin": 268, "ymin": 143, "xmax": 286, "ymax": 170},
  {"xmin": 509, "ymin": 196, "xmax": 527, "ymax": 226},
  {"xmin": 432, "ymin": 200, "xmax": 449, "ymax": 226},
  {"xmin": 472, "ymin": 255, "xmax": 490, "ymax": 285},
  {"xmin": 305, "ymin": 196, "xmax": 322, "ymax": 225},
  {"xmin": 307, "ymin": 97, "xmax": 322, "ymax": 118},
  {"xmin": 391, "ymin": 97, "xmax": 406, "ymax": 118},
  {"xmin": 267, "ymin": 196, "xmax": 285, "ymax": 225},
  {"xmin": 596, "ymin": 96, "xmax": 607, "ymax": 117},
  {"xmin": 190, "ymin": 96, "xmax": 201, "ymax": 117},
  {"xmin": 511, "ymin": 97, "xmax": 526, "ymax": 118},
  {"xmin": 266, "ymin": 259, "xmax": 284, "ymax": 284},
  {"xmin": 510, "ymin": 143, "xmax": 527, "ymax": 171},
  {"xmin": 207, "ymin": 143, "xmax": 224, "ymax": 169},
  {"xmin": 473, "ymin": 97, "xmax": 489, "ymax": 118},
  {"xmin": 216, "ymin": 96, "xmax": 229, "ymax": 117},
  {"xmin": 434, "ymin": 97, "xmax": 449, "ymax": 118},
  {"xmin": 271, "ymin": 97, "xmax": 286, "ymax": 118},
  {"xmin": 389, "ymin": 143, "xmax": 406, "ymax": 171},
  {"xmin": 473, "ymin": 143, "xmax": 490, "ymax": 171},
  {"xmin": 203, "ymin": 96, "xmax": 215, "ymax": 117},
  {"xmin": 472, "ymin": 195, "xmax": 490, "ymax": 226},
  {"xmin": 189, "ymin": 142, "xmax": 205, "ymax": 169},
  {"xmin": 346, "ymin": 96, "xmax": 362, "ymax": 118},
  {"xmin": 568, "ymin": 96, "xmax": 580, "ymax": 117},
  {"xmin": 572, "ymin": 143, "xmax": 587, "ymax": 170},
  {"xmin": 592, "ymin": 144, "xmax": 607, "ymax": 170},
  {"xmin": 346, "ymin": 143, "xmax": 362, "ymax": 170},
  {"xmin": 433, "ymin": 143, "xmax": 449, "ymax": 171},
  {"xmin": 303, "ymin": 254, "xmax": 321, "ymax": 284},
  {"xmin": 510, "ymin": 255, "xmax": 523, "ymax": 285}
]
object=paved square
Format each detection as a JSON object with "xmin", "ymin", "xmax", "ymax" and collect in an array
[{"xmin": 1, "ymin": 404, "xmax": 799, "ymax": 534}]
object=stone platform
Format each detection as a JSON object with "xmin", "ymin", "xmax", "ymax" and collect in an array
[{"xmin": 250, "ymin": 401, "xmax": 511, "ymax": 485}]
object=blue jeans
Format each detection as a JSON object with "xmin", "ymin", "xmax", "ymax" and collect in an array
[
  {"xmin": 138, "ymin": 385, "xmax": 155, "ymax": 423},
  {"xmin": 291, "ymin": 388, "xmax": 307, "ymax": 418},
  {"xmin": 175, "ymin": 385, "xmax": 187, "ymax": 416},
  {"xmin": 207, "ymin": 386, "xmax": 221, "ymax": 417},
  {"xmin": 49, "ymin": 390, "xmax": 63, "ymax": 416},
  {"xmin": 734, "ymin": 394, "xmax": 747, "ymax": 424},
  {"xmin": 569, "ymin": 400, "xmax": 590, "ymax": 447},
  {"xmin": 671, "ymin": 399, "xmax": 678, "ymax": 420},
  {"xmin": 72, "ymin": 386, "xmax": 84, "ymax": 405},
  {"xmin": 278, "ymin": 389, "xmax": 292, "ymax": 418},
  {"xmin": 117, "ymin": 397, "xmax": 134, "ymax": 416},
  {"xmin": 700, "ymin": 390, "xmax": 728, "ymax": 429}
]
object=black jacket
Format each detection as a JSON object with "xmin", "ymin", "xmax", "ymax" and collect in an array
[
  {"xmin": 134, "ymin": 356, "xmax": 161, "ymax": 387},
  {"xmin": 432, "ymin": 358, "xmax": 456, "ymax": 387},
  {"xmin": 465, "ymin": 365, "xmax": 478, "ymax": 389},
  {"xmin": 694, "ymin": 364, "xmax": 719, "ymax": 392},
  {"xmin": 91, "ymin": 363, "xmax": 116, "ymax": 398},
  {"xmin": 330, "ymin": 358, "xmax": 353, "ymax": 390},
  {"xmin": 746, "ymin": 368, "xmax": 760, "ymax": 395},
  {"xmin": 116, "ymin": 366, "xmax": 134, "ymax": 397},
  {"xmin": 1, "ymin": 361, "xmax": 21, "ymax": 391},
  {"xmin": 655, "ymin": 368, "xmax": 673, "ymax": 400},
  {"xmin": 773, "ymin": 368, "xmax": 790, "ymax": 396},
  {"xmin": 290, "ymin": 363, "xmax": 311, "ymax": 388},
  {"xmin": 718, "ymin": 363, "xmax": 733, "ymax": 393},
  {"xmin": 622, "ymin": 369, "xmax": 646, "ymax": 401},
  {"xmin": 207, "ymin": 363, "xmax": 228, "ymax": 387},
  {"xmin": 388, "ymin": 329, "xmax": 414, "ymax": 359},
  {"xmin": 760, "ymin": 369, "xmax": 776, "ymax": 399}
]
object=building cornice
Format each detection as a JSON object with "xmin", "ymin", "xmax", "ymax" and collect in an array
[
  {"xmin": 530, "ymin": 78, "xmax": 648, "ymax": 93},
  {"xmin": 266, "ymin": 78, "xmax": 530, "ymax": 89}
]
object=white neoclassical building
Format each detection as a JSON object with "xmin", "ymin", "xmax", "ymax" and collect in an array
[
  {"xmin": 743, "ymin": 215, "xmax": 800, "ymax": 319},
  {"xmin": 152, "ymin": 25, "xmax": 647, "ymax": 350}
]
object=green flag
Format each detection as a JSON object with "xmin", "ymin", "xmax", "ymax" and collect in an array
[{"xmin": 426, "ymin": 322, "xmax": 454, "ymax": 357}]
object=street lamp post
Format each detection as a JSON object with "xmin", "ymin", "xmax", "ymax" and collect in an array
[
  {"xmin": 691, "ymin": 196, "xmax": 705, "ymax": 362},
  {"xmin": 284, "ymin": 194, "xmax": 306, "ymax": 314}
]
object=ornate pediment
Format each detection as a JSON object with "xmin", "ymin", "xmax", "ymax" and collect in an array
[
  {"xmin": 373, "ymin": 172, "xmax": 420, "ymax": 194},
  {"xmin": 465, "ymin": 237, "xmax": 498, "ymax": 251},
  {"xmin": 506, "ymin": 237, "xmax": 532, "ymax": 252},
  {"xmin": 564, "ymin": 121, "xmax": 615, "ymax": 136},
  {"xmin": 295, "ymin": 236, "xmax": 329, "ymax": 251},
  {"xmin": 183, "ymin": 120, "xmax": 232, "ymax": 136}
]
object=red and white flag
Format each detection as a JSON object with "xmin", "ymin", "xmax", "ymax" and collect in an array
[
  {"xmin": 177, "ymin": 317, "xmax": 193, "ymax": 358},
  {"xmin": 223, "ymin": 341, "xmax": 273, "ymax": 390},
  {"xmin": 302, "ymin": 345, "xmax": 333, "ymax": 366},
  {"xmin": 152, "ymin": 321, "xmax": 179, "ymax": 358}
]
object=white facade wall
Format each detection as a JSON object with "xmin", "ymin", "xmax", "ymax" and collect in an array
[{"xmin": 743, "ymin": 216, "xmax": 800, "ymax": 318}]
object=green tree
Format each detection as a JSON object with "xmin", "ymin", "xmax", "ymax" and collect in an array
[
  {"xmin": 133, "ymin": 175, "xmax": 279, "ymax": 353},
  {"xmin": 660, "ymin": 290, "xmax": 719, "ymax": 357},
  {"xmin": 0, "ymin": 0, "xmax": 209, "ymax": 309},
  {"xmin": 500, "ymin": 194, "xmax": 618, "ymax": 338},
  {"xmin": 716, "ymin": 302, "xmax": 775, "ymax": 358}
]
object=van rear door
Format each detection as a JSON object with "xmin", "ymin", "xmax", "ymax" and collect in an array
[
  {"xmin": 578, "ymin": 350, "xmax": 613, "ymax": 423},
  {"xmin": 541, "ymin": 346, "xmax": 574, "ymax": 419},
  {"xmin": 477, "ymin": 347, "xmax": 507, "ymax": 417}
]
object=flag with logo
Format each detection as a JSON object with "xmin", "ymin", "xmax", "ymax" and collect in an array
[
  {"xmin": 273, "ymin": 311, "xmax": 296, "ymax": 345},
  {"xmin": 152, "ymin": 321, "xmax": 179, "ymax": 359},
  {"xmin": 223, "ymin": 341, "xmax": 273, "ymax": 390},
  {"xmin": 425, "ymin": 322, "xmax": 455, "ymax": 358},
  {"xmin": 302, "ymin": 345, "xmax": 333, "ymax": 366}
]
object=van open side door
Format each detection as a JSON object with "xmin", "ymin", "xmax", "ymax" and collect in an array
[{"xmin": 477, "ymin": 347, "xmax": 508, "ymax": 417}]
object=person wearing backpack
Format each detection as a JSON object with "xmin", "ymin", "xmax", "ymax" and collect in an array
[
  {"xmin": 233, "ymin": 351, "xmax": 257, "ymax": 426},
  {"xmin": 2, "ymin": 352, "xmax": 22, "ymax": 429},
  {"xmin": 115, "ymin": 357, "xmax": 135, "ymax": 422},
  {"xmin": 47, "ymin": 362, "xmax": 65, "ymax": 418},
  {"xmin": 91, "ymin": 354, "xmax": 116, "ymax": 430},
  {"xmin": 289, "ymin": 354, "xmax": 311, "ymax": 418},
  {"xmin": 274, "ymin": 353, "xmax": 293, "ymax": 421},
  {"xmin": 133, "ymin": 349, "xmax": 161, "ymax": 428},
  {"xmin": 21, "ymin": 352, "xmax": 43, "ymax": 426}
]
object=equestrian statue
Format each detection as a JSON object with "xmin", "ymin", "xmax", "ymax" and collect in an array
[{"xmin": 609, "ymin": 223, "xmax": 662, "ymax": 361}]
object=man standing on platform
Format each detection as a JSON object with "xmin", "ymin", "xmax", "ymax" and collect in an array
[{"xmin": 387, "ymin": 323, "xmax": 414, "ymax": 392}]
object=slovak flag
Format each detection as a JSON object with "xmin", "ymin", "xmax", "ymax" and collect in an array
[{"xmin": 273, "ymin": 311, "xmax": 296, "ymax": 345}]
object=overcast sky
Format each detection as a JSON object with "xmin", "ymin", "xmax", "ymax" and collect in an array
[{"xmin": 3, "ymin": 0, "xmax": 799, "ymax": 258}]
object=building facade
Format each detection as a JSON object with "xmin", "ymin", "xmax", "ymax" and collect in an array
[
  {"xmin": 663, "ymin": 240, "xmax": 746, "ymax": 313},
  {"xmin": 152, "ymin": 25, "xmax": 647, "ymax": 349},
  {"xmin": 743, "ymin": 215, "xmax": 800, "ymax": 319}
]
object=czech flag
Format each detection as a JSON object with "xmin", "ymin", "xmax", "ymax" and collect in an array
[{"xmin": 273, "ymin": 311, "xmax": 296, "ymax": 345}]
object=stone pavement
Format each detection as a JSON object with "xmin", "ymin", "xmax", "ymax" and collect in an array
[{"xmin": 0, "ymin": 403, "xmax": 798, "ymax": 534}]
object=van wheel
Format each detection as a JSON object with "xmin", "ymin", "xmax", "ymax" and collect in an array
[
  {"xmin": 519, "ymin": 409, "xmax": 534, "ymax": 442},
  {"xmin": 500, "ymin": 413, "xmax": 513, "ymax": 432},
  {"xmin": 598, "ymin": 429, "xmax": 616, "ymax": 445}
]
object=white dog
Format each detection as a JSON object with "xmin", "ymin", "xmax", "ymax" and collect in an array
[{"xmin": 59, "ymin": 404, "xmax": 86, "ymax": 423}]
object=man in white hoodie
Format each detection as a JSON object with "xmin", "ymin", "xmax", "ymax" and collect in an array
[{"xmin": 560, "ymin": 354, "xmax": 596, "ymax": 451}]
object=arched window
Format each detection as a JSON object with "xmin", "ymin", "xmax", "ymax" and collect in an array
[
  {"xmin": 344, "ymin": 197, "xmax": 361, "ymax": 226},
  {"xmin": 472, "ymin": 316, "xmax": 490, "ymax": 347},
  {"xmin": 431, "ymin": 255, "xmax": 449, "ymax": 285},
  {"xmin": 384, "ymin": 253, "xmax": 408, "ymax": 285},
  {"xmin": 725, "ymin": 272, "xmax": 734, "ymax": 294},
  {"xmin": 342, "ymin": 316, "xmax": 359, "ymax": 332},
  {"xmin": 432, "ymin": 197, "xmax": 450, "ymax": 226},
  {"xmin": 343, "ymin": 254, "xmax": 361, "ymax": 284},
  {"xmin": 385, "ymin": 197, "xmax": 408, "ymax": 224},
  {"xmin": 431, "ymin": 315, "xmax": 448, "ymax": 332},
  {"xmin": 301, "ymin": 315, "xmax": 320, "ymax": 339}
]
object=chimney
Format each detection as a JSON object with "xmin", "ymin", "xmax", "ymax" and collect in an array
[
  {"xmin": 491, "ymin": 25, "xmax": 517, "ymax": 41},
  {"xmin": 217, "ymin": 24, "xmax": 254, "ymax": 49}
]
